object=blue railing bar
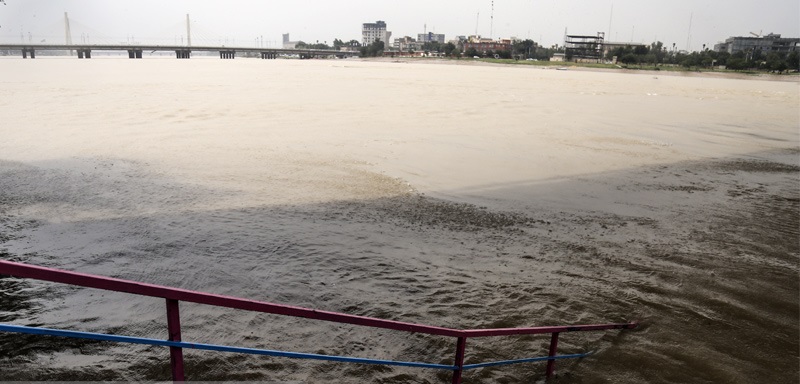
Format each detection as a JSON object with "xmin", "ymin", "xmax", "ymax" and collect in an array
[
  {"xmin": 461, "ymin": 351, "xmax": 592, "ymax": 370},
  {"xmin": 0, "ymin": 324, "xmax": 457, "ymax": 371}
]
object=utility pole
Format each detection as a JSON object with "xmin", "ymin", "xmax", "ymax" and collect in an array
[{"xmin": 607, "ymin": 3, "xmax": 613, "ymax": 43}]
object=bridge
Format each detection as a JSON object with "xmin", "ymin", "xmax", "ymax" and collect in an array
[
  {"xmin": 1, "ymin": 12, "xmax": 360, "ymax": 60},
  {"xmin": 0, "ymin": 43, "xmax": 359, "ymax": 59}
]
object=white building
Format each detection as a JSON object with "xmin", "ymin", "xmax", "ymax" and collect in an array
[
  {"xmin": 282, "ymin": 33, "xmax": 300, "ymax": 49},
  {"xmin": 362, "ymin": 20, "xmax": 392, "ymax": 47}
]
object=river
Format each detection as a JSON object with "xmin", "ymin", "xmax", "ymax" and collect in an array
[{"xmin": 0, "ymin": 57, "xmax": 798, "ymax": 383}]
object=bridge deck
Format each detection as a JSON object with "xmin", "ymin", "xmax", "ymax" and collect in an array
[{"xmin": 0, "ymin": 43, "xmax": 358, "ymax": 57}]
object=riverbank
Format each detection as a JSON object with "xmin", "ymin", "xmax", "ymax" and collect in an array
[{"xmin": 360, "ymin": 56, "xmax": 800, "ymax": 82}]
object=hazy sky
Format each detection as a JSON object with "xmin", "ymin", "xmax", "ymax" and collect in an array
[{"xmin": 1, "ymin": 0, "xmax": 798, "ymax": 51}]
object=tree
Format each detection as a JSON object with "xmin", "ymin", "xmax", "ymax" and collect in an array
[
  {"xmin": 296, "ymin": 41, "xmax": 331, "ymax": 50},
  {"xmin": 620, "ymin": 53, "xmax": 638, "ymax": 65},
  {"xmin": 633, "ymin": 45, "xmax": 649, "ymax": 56},
  {"xmin": 513, "ymin": 39, "xmax": 535, "ymax": 58},
  {"xmin": 465, "ymin": 47, "xmax": 479, "ymax": 57},
  {"xmin": 681, "ymin": 52, "xmax": 701, "ymax": 69},
  {"xmin": 715, "ymin": 51, "xmax": 730, "ymax": 66},
  {"xmin": 650, "ymin": 41, "xmax": 666, "ymax": 64},
  {"xmin": 443, "ymin": 43, "xmax": 457, "ymax": 57},
  {"xmin": 766, "ymin": 52, "xmax": 788, "ymax": 73},
  {"xmin": 422, "ymin": 41, "xmax": 442, "ymax": 52},
  {"xmin": 787, "ymin": 51, "xmax": 799, "ymax": 71},
  {"xmin": 359, "ymin": 39, "xmax": 384, "ymax": 57},
  {"xmin": 726, "ymin": 57, "xmax": 747, "ymax": 71}
]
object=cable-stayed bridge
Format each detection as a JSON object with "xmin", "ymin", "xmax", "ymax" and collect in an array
[{"xmin": 0, "ymin": 12, "xmax": 358, "ymax": 59}]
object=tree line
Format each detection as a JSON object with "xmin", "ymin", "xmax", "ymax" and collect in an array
[
  {"xmin": 341, "ymin": 35, "xmax": 799, "ymax": 73},
  {"xmin": 608, "ymin": 42, "xmax": 799, "ymax": 72}
]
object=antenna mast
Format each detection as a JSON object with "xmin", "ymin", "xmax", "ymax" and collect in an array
[
  {"xmin": 685, "ymin": 12, "xmax": 693, "ymax": 51},
  {"xmin": 475, "ymin": 12, "xmax": 479, "ymax": 36},
  {"xmin": 490, "ymin": 1, "xmax": 494, "ymax": 39}
]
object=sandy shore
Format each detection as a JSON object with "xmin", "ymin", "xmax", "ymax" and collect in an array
[{"xmin": 0, "ymin": 58, "xmax": 797, "ymax": 382}]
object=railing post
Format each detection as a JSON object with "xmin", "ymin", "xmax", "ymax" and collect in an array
[
  {"xmin": 545, "ymin": 332, "xmax": 560, "ymax": 379},
  {"xmin": 166, "ymin": 299, "xmax": 185, "ymax": 382},
  {"xmin": 451, "ymin": 336, "xmax": 467, "ymax": 384}
]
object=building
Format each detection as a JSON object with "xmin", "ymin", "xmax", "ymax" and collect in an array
[
  {"xmin": 393, "ymin": 36, "xmax": 421, "ymax": 52},
  {"xmin": 282, "ymin": 33, "xmax": 300, "ymax": 49},
  {"xmin": 565, "ymin": 32, "xmax": 604, "ymax": 62},
  {"xmin": 714, "ymin": 33, "xmax": 799, "ymax": 54},
  {"xmin": 362, "ymin": 20, "xmax": 392, "ymax": 47},
  {"xmin": 463, "ymin": 35, "xmax": 512, "ymax": 54},
  {"xmin": 418, "ymin": 32, "xmax": 445, "ymax": 44}
]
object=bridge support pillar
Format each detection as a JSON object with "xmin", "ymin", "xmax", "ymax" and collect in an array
[
  {"xmin": 77, "ymin": 49, "xmax": 91, "ymax": 59},
  {"xmin": 135, "ymin": 50, "xmax": 142, "ymax": 59},
  {"xmin": 176, "ymin": 50, "xmax": 190, "ymax": 59},
  {"xmin": 220, "ymin": 50, "xmax": 235, "ymax": 59},
  {"xmin": 128, "ymin": 50, "xmax": 143, "ymax": 59},
  {"xmin": 22, "ymin": 49, "xmax": 27, "ymax": 59},
  {"xmin": 29, "ymin": 49, "xmax": 35, "ymax": 59},
  {"xmin": 85, "ymin": 50, "xmax": 91, "ymax": 59},
  {"xmin": 77, "ymin": 50, "xmax": 83, "ymax": 59},
  {"xmin": 128, "ymin": 50, "xmax": 135, "ymax": 59}
]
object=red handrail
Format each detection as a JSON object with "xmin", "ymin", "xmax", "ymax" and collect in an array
[
  {"xmin": 0, "ymin": 260, "xmax": 461, "ymax": 337},
  {"xmin": 0, "ymin": 260, "xmax": 637, "ymax": 382}
]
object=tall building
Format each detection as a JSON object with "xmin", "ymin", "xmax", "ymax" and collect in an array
[
  {"xmin": 362, "ymin": 20, "xmax": 391, "ymax": 47},
  {"xmin": 714, "ymin": 33, "xmax": 799, "ymax": 54}
]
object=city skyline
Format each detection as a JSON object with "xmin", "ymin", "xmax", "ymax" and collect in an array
[{"xmin": 1, "ymin": 0, "xmax": 798, "ymax": 51}]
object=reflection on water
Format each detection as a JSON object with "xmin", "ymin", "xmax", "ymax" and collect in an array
[{"xmin": 0, "ymin": 59, "xmax": 797, "ymax": 382}]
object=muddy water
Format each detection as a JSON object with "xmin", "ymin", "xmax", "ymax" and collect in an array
[{"xmin": 0, "ymin": 58, "xmax": 798, "ymax": 383}]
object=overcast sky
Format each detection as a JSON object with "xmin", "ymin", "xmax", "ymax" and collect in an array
[{"xmin": 1, "ymin": 0, "xmax": 798, "ymax": 51}]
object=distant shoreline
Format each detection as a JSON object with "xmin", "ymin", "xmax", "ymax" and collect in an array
[{"xmin": 361, "ymin": 56, "xmax": 800, "ymax": 82}]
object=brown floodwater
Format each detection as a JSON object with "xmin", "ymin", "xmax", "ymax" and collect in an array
[{"xmin": 0, "ymin": 57, "xmax": 798, "ymax": 383}]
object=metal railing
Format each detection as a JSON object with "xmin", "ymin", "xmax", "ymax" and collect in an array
[{"xmin": 0, "ymin": 260, "xmax": 637, "ymax": 382}]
